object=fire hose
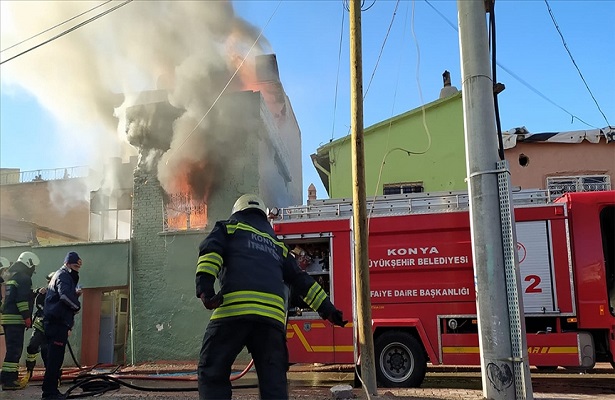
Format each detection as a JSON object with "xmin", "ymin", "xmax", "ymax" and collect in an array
[
  {"xmin": 25, "ymin": 338, "xmax": 257, "ymax": 398},
  {"xmin": 60, "ymin": 359, "xmax": 257, "ymax": 398},
  {"xmin": 27, "ymin": 358, "xmax": 256, "ymax": 398}
]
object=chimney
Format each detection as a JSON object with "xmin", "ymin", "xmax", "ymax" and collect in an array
[
  {"xmin": 255, "ymin": 54, "xmax": 280, "ymax": 82},
  {"xmin": 307, "ymin": 183, "xmax": 317, "ymax": 204},
  {"xmin": 439, "ymin": 70, "xmax": 460, "ymax": 99}
]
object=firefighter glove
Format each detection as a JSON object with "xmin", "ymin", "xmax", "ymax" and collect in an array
[
  {"xmin": 200, "ymin": 292, "xmax": 223, "ymax": 310},
  {"xmin": 320, "ymin": 308, "xmax": 347, "ymax": 327},
  {"xmin": 24, "ymin": 317, "xmax": 32, "ymax": 329}
]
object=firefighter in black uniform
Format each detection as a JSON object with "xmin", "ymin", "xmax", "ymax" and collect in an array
[
  {"xmin": 0, "ymin": 251, "xmax": 40, "ymax": 390},
  {"xmin": 196, "ymin": 194, "xmax": 347, "ymax": 400},
  {"xmin": 22, "ymin": 271, "xmax": 54, "ymax": 385},
  {"xmin": 42, "ymin": 251, "xmax": 82, "ymax": 400}
]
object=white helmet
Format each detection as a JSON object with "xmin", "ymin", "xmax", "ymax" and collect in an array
[
  {"xmin": 231, "ymin": 194, "xmax": 267, "ymax": 216},
  {"xmin": 0, "ymin": 256, "xmax": 9, "ymax": 268},
  {"xmin": 17, "ymin": 251, "xmax": 40, "ymax": 269}
]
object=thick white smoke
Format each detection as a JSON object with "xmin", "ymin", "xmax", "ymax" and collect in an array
[{"xmin": 1, "ymin": 1, "xmax": 271, "ymax": 201}]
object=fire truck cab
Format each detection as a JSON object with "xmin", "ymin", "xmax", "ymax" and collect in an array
[{"xmin": 273, "ymin": 190, "xmax": 615, "ymax": 387}]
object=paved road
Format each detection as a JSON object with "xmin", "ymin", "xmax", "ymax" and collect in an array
[{"xmin": 2, "ymin": 364, "xmax": 613, "ymax": 399}]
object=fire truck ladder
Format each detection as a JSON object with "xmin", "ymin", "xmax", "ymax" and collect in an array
[{"xmin": 276, "ymin": 188, "xmax": 549, "ymax": 221}]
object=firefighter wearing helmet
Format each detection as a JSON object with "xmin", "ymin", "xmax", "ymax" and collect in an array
[
  {"xmin": 0, "ymin": 256, "xmax": 11, "ymax": 309},
  {"xmin": 195, "ymin": 194, "xmax": 347, "ymax": 400},
  {"xmin": 1, "ymin": 251, "xmax": 40, "ymax": 390}
]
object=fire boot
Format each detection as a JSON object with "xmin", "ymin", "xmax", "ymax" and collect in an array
[
  {"xmin": 2, "ymin": 378, "xmax": 28, "ymax": 390},
  {"xmin": 18, "ymin": 370, "xmax": 32, "ymax": 387}
]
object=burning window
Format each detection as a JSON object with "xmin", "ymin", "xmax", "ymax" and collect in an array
[{"xmin": 163, "ymin": 192, "xmax": 207, "ymax": 231}]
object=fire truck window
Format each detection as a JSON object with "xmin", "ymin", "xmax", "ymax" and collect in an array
[
  {"xmin": 287, "ymin": 240, "xmax": 331, "ymax": 315},
  {"xmin": 600, "ymin": 206, "xmax": 615, "ymax": 316}
]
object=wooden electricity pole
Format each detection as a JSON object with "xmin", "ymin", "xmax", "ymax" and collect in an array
[{"xmin": 349, "ymin": 0, "xmax": 378, "ymax": 396}]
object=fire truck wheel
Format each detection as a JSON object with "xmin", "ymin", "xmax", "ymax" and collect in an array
[{"xmin": 375, "ymin": 331, "xmax": 426, "ymax": 388}]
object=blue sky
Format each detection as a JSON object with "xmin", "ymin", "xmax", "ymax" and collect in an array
[{"xmin": 1, "ymin": 0, "xmax": 613, "ymax": 201}]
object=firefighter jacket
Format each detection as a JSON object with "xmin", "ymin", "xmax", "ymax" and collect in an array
[
  {"xmin": 196, "ymin": 209, "xmax": 335, "ymax": 331},
  {"xmin": 32, "ymin": 288, "xmax": 46, "ymax": 332},
  {"xmin": 0, "ymin": 261, "xmax": 34, "ymax": 326},
  {"xmin": 0, "ymin": 276, "xmax": 4, "ymax": 309},
  {"xmin": 44, "ymin": 265, "xmax": 80, "ymax": 328}
]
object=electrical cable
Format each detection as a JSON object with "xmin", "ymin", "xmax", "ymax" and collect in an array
[
  {"xmin": 331, "ymin": 3, "xmax": 346, "ymax": 142},
  {"xmin": 364, "ymin": 0, "xmax": 400, "ymax": 100},
  {"xmin": 166, "ymin": 0, "xmax": 282, "ymax": 162},
  {"xmin": 343, "ymin": 0, "xmax": 377, "ymax": 13},
  {"xmin": 409, "ymin": 0, "xmax": 432, "ymax": 156},
  {"xmin": 0, "ymin": 0, "xmax": 133, "ymax": 66},
  {"xmin": 0, "ymin": 0, "xmax": 113, "ymax": 53},
  {"xmin": 422, "ymin": 0, "xmax": 599, "ymax": 129},
  {"xmin": 543, "ymin": 0, "xmax": 611, "ymax": 128},
  {"xmin": 488, "ymin": 1, "xmax": 506, "ymax": 161},
  {"xmin": 369, "ymin": 1, "xmax": 410, "ymax": 221}
]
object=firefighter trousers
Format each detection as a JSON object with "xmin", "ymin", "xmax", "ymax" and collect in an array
[
  {"xmin": 1, "ymin": 324, "xmax": 26, "ymax": 385},
  {"xmin": 26, "ymin": 327, "xmax": 48, "ymax": 372},
  {"xmin": 198, "ymin": 319, "xmax": 289, "ymax": 400},
  {"xmin": 42, "ymin": 321, "xmax": 69, "ymax": 399}
]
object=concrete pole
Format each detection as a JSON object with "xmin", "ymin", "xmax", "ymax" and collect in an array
[
  {"xmin": 349, "ymin": 0, "xmax": 378, "ymax": 396},
  {"xmin": 457, "ymin": 1, "xmax": 532, "ymax": 399}
]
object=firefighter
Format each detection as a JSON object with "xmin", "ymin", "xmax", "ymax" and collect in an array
[
  {"xmin": 0, "ymin": 251, "xmax": 40, "ymax": 390},
  {"xmin": 42, "ymin": 251, "xmax": 82, "ymax": 400},
  {"xmin": 0, "ymin": 256, "xmax": 11, "ymax": 309},
  {"xmin": 196, "ymin": 194, "xmax": 347, "ymax": 400},
  {"xmin": 21, "ymin": 271, "xmax": 54, "ymax": 385},
  {"xmin": 0, "ymin": 257, "xmax": 11, "ymax": 347}
]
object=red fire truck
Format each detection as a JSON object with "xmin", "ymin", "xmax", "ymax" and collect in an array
[{"xmin": 272, "ymin": 189, "xmax": 615, "ymax": 387}]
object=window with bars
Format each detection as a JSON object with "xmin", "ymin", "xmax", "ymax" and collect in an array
[
  {"xmin": 546, "ymin": 175, "xmax": 611, "ymax": 201},
  {"xmin": 163, "ymin": 192, "xmax": 208, "ymax": 232},
  {"xmin": 383, "ymin": 182, "xmax": 424, "ymax": 195}
]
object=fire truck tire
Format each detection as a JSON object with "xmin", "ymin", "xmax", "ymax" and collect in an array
[{"xmin": 375, "ymin": 331, "xmax": 427, "ymax": 388}]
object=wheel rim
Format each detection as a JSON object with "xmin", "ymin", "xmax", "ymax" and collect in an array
[{"xmin": 379, "ymin": 341, "xmax": 414, "ymax": 383}]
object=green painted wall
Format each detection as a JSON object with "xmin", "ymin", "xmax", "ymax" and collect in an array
[
  {"xmin": 129, "ymin": 163, "xmax": 212, "ymax": 363},
  {"xmin": 322, "ymin": 93, "xmax": 465, "ymax": 198},
  {"xmin": 0, "ymin": 241, "xmax": 129, "ymax": 366}
]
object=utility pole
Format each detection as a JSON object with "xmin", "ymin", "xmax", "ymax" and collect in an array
[
  {"xmin": 349, "ymin": 0, "xmax": 378, "ymax": 396},
  {"xmin": 457, "ymin": 1, "xmax": 533, "ymax": 399}
]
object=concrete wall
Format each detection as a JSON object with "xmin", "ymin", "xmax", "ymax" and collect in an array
[
  {"xmin": 129, "ymin": 161, "xmax": 211, "ymax": 362},
  {"xmin": 0, "ymin": 241, "xmax": 129, "ymax": 365},
  {"xmin": 0, "ymin": 179, "xmax": 90, "ymax": 240},
  {"xmin": 505, "ymin": 138, "xmax": 614, "ymax": 189}
]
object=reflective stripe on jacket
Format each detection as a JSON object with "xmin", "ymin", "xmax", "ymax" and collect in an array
[
  {"xmin": 0, "ymin": 261, "xmax": 33, "ymax": 325},
  {"xmin": 196, "ymin": 210, "xmax": 333, "ymax": 330}
]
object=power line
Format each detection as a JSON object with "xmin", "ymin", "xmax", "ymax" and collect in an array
[
  {"xmin": 168, "ymin": 1, "xmax": 283, "ymax": 160},
  {"xmin": 423, "ymin": 0, "xmax": 599, "ymax": 129},
  {"xmin": 1, "ymin": 0, "xmax": 113, "ymax": 53},
  {"xmin": 364, "ymin": 0, "xmax": 401, "ymax": 99},
  {"xmin": 544, "ymin": 0, "xmax": 611, "ymax": 127},
  {"xmin": 330, "ymin": 3, "xmax": 346, "ymax": 142},
  {"xmin": 0, "ymin": 0, "xmax": 133, "ymax": 66}
]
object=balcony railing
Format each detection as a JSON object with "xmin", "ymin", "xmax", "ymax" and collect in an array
[{"xmin": 0, "ymin": 166, "xmax": 90, "ymax": 185}]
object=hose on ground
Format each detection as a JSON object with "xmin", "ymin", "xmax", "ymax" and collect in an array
[{"xmin": 61, "ymin": 373, "xmax": 257, "ymax": 398}]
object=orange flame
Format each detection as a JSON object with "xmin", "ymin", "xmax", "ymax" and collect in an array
[{"xmin": 165, "ymin": 171, "xmax": 208, "ymax": 230}]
